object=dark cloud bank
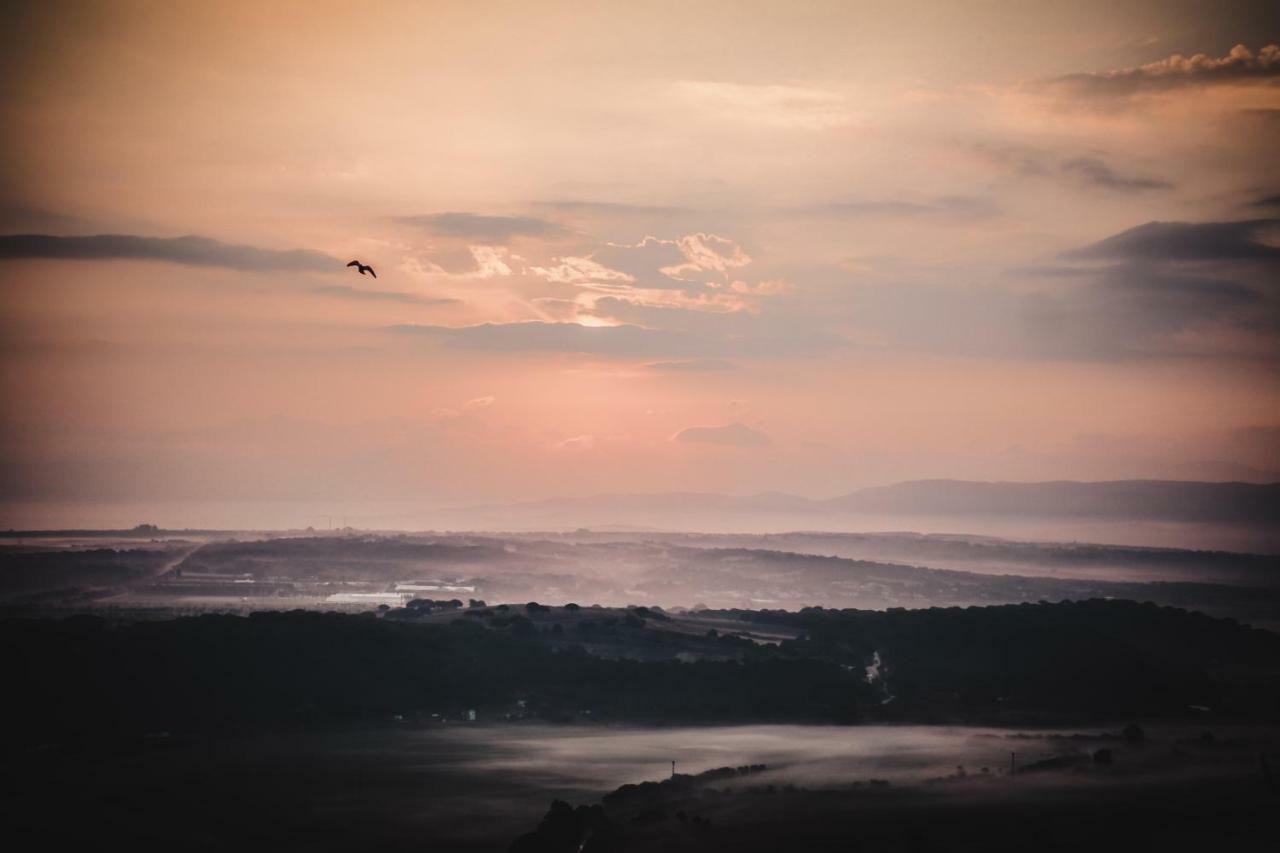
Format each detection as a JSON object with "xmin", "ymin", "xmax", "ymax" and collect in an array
[
  {"xmin": 1064, "ymin": 219, "xmax": 1280, "ymax": 262},
  {"xmin": 0, "ymin": 233, "xmax": 336, "ymax": 272},
  {"xmin": 1049, "ymin": 43, "xmax": 1280, "ymax": 97}
]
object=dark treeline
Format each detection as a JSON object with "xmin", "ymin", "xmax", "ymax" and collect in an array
[
  {"xmin": 7, "ymin": 611, "xmax": 864, "ymax": 739},
  {"xmin": 8, "ymin": 600, "xmax": 1280, "ymax": 742},
  {"xmin": 0, "ymin": 547, "xmax": 172, "ymax": 596},
  {"xmin": 174, "ymin": 535, "xmax": 511, "ymax": 578},
  {"xmin": 758, "ymin": 600, "xmax": 1280, "ymax": 717}
]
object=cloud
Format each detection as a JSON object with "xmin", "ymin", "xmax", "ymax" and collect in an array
[
  {"xmin": 1021, "ymin": 220, "xmax": 1279, "ymax": 359},
  {"xmin": 533, "ymin": 200, "xmax": 691, "ymax": 216},
  {"xmin": 528, "ymin": 233, "xmax": 758, "ymax": 302},
  {"xmin": 1007, "ymin": 264, "xmax": 1098, "ymax": 278},
  {"xmin": 791, "ymin": 196, "xmax": 999, "ymax": 219},
  {"xmin": 391, "ymin": 321, "xmax": 698, "ymax": 357},
  {"xmin": 1062, "ymin": 219, "xmax": 1280, "ymax": 262},
  {"xmin": 586, "ymin": 296, "xmax": 845, "ymax": 354},
  {"xmin": 531, "ymin": 256, "xmax": 636, "ymax": 284},
  {"xmin": 310, "ymin": 285, "xmax": 459, "ymax": 305},
  {"xmin": 644, "ymin": 358, "xmax": 739, "ymax": 372},
  {"xmin": 589, "ymin": 234, "xmax": 752, "ymax": 288},
  {"xmin": 850, "ymin": 212, "xmax": 1279, "ymax": 363},
  {"xmin": 1241, "ymin": 108, "xmax": 1280, "ymax": 124},
  {"xmin": 1035, "ymin": 219, "xmax": 1279, "ymax": 360},
  {"xmin": 469, "ymin": 245, "xmax": 514, "ymax": 277},
  {"xmin": 587, "ymin": 295, "xmax": 745, "ymax": 327},
  {"xmin": 589, "ymin": 238, "xmax": 687, "ymax": 284},
  {"xmin": 390, "ymin": 317, "xmax": 842, "ymax": 359},
  {"xmin": 849, "ymin": 275, "xmax": 1264, "ymax": 362},
  {"xmin": 973, "ymin": 144, "xmax": 1173, "ymax": 193},
  {"xmin": 729, "ymin": 279, "xmax": 793, "ymax": 296},
  {"xmin": 1017, "ymin": 267, "xmax": 1271, "ymax": 361},
  {"xmin": 464, "ymin": 395, "xmax": 496, "ymax": 409},
  {"xmin": 673, "ymin": 422, "xmax": 772, "ymax": 448},
  {"xmin": 1059, "ymin": 157, "xmax": 1173, "ymax": 192},
  {"xmin": 556, "ymin": 434, "xmax": 596, "ymax": 451},
  {"xmin": 1048, "ymin": 43, "xmax": 1280, "ymax": 97},
  {"xmin": 0, "ymin": 233, "xmax": 336, "ymax": 271},
  {"xmin": 662, "ymin": 233, "xmax": 752, "ymax": 278},
  {"xmin": 672, "ymin": 81, "xmax": 857, "ymax": 129},
  {"xmin": 1103, "ymin": 266, "xmax": 1261, "ymax": 309},
  {"xmin": 394, "ymin": 212, "xmax": 567, "ymax": 241},
  {"xmin": 401, "ymin": 245, "xmax": 518, "ymax": 279},
  {"xmin": 0, "ymin": 206, "xmax": 89, "ymax": 233}
]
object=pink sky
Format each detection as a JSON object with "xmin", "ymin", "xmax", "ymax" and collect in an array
[{"xmin": 1, "ymin": 1, "xmax": 1278, "ymax": 528}]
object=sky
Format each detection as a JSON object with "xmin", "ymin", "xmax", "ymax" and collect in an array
[{"xmin": 1, "ymin": 0, "xmax": 1278, "ymax": 528}]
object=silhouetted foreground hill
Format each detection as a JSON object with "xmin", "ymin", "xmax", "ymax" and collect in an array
[
  {"xmin": 9, "ymin": 600, "xmax": 1280, "ymax": 741},
  {"xmin": 509, "ymin": 751, "xmax": 1280, "ymax": 853}
]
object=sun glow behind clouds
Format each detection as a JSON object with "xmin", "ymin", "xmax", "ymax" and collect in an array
[{"xmin": 573, "ymin": 315, "xmax": 619, "ymax": 328}]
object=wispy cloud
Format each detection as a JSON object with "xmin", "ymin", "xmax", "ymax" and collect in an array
[
  {"xmin": 393, "ymin": 212, "xmax": 568, "ymax": 241},
  {"xmin": 533, "ymin": 200, "xmax": 691, "ymax": 216},
  {"xmin": 589, "ymin": 234, "xmax": 753, "ymax": 288},
  {"xmin": 555, "ymin": 434, "xmax": 596, "ymax": 451},
  {"xmin": 973, "ymin": 144, "xmax": 1173, "ymax": 193},
  {"xmin": 1059, "ymin": 157, "xmax": 1173, "ymax": 192},
  {"xmin": 391, "ymin": 321, "xmax": 695, "ymax": 357},
  {"xmin": 672, "ymin": 80, "xmax": 858, "ymax": 129},
  {"xmin": 791, "ymin": 196, "xmax": 999, "ymax": 219},
  {"xmin": 531, "ymin": 256, "xmax": 635, "ymax": 285},
  {"xmin": 390, "ymin": 319, "xmax": 842, "ymax": 359},
  {"xmin": 310, "ymin": 285, "xmax": 459, "ymax": 305},
  {"xmin": 645, "ymin": 358, "xmax": 739, "ymax": 372},
  {"xmin": 673, "ymin": 422, "xmax": 772, "ymax": 448}
]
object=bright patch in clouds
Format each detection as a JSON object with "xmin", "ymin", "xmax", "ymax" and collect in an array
[
  {"xmin": 532, "ymin": 256, "xmax": 635, "ymax": 284},
  {"xmin": 469, "ymin": 246, "xmax": 513, "ymax": 278}
]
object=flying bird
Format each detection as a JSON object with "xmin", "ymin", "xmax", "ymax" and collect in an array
[{"xmin": 346, "ymin": 260, "xmax": 376, "ymax": 278}]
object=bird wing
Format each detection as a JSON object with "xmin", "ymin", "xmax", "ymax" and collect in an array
[
  {"xmin": 347, "ymin": 260, "xmax": 360, "ymax": 267},
  {"xmin": 367, "ymin": 266, "xmax": 377, "ymax": 278}
]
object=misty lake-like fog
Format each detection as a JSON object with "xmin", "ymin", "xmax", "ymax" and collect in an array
[
  {"xmin": 12, "ymin": 721, "xmax": 1276, "ymax": 852},
  {"xmin": 344, "ymin": 722, "xmax": 1254, "ymax": 795},
  {"xmin": 445, "ymin": 724, "xmax": 1033, "ymax": 788},
  {"xmin": 171, "ymin": 723, "xmax": 1257, "ymax": 847}
]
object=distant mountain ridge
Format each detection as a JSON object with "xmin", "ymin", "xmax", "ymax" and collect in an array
[
  {"xmin": 453, "ymin": 479, "xmax": 1280, "ymax": 524},
  {"xmin": 824, "ymin": 479, "xmax": 1280, "ymax": 522}
]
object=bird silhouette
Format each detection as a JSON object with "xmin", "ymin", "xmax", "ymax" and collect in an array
[{"xmin": 346, "ymin": 260, "xmax": 376, "ymax": 278}]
